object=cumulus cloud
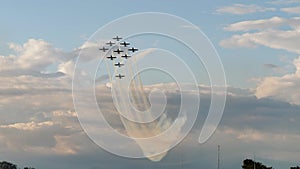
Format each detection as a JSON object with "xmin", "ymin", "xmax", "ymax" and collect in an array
[
  {"xmin": 9, "ymin": 39, "xmax": 64, "ymax": 71},
  {"xmin": 216, "ymin": 4, "xmax": 275, "ymax": 15},
  {"xmin": 221, "ymin": 17, "xmax": 300, "ymax": 54},
  {"xmin": 0, "ymin": 39, "xmax": 74, "ymax": 77},
  {"xmin": 58, "ymin": 60, "xmax": 75, "ymax": 77},
  {"xmin": 256, "ymin": 57, "xmax": 300, "ymax": 105},
  {"xmin": 0, "ymin": 39, "xmax": 82, "ymax": 156}
]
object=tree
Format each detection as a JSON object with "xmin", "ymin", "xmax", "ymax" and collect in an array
[
  {"xmin": 242, "ymin": 159, "xmax": 272, "ymax": 169},
  {"xmin": 291, "ymin": 166, "xmax": 300, "ymax": 169},
  {"xmin": 0, "ymin": 161, "xmax": 35, "ymax": 169},
  {"xmin": 0, "ymin": 161, "xmax": 17, "ymax": 169}
]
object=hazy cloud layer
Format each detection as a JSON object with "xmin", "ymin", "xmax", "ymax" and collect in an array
[
  {"xmin": 269, "ymin": 0, "xmax": 300, "ymax": 5},
  {"xmin": 281, "ymin": 6, "xmax": 300, "ymax": 14}
]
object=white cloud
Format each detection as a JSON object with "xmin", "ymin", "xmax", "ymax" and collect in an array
[
  {"xmin": 10, "ymin": 39, "xmax": 64, "ymax": 71},
  {"xmin": 223, "ymin": 16, "xmax": 300, "ymax": 32},
  {"xmin": 0, "ymin": 39, "xmax": 74, "ymax": 78},
  {"xmin": 53, "ymin": 110, "xmax": 77, "ymax": 117},
  {"xmin": 221, "ymin": 16, "xmax": 300, "ymax": 105},
  {"xmin": 281, "ymin": 6, "xmax": 300, "ymax": 14},
  {"xmin": 220, "ymin": 33, "xmax": 258, "ymax": 48},
  {"xmin": 222, "ymin": 29, "xmax": 300, "ymax": 53},
  {"xmin": 58, "ymin": 60, "xmax": 75, "ymax": 77},
  {"xmin": 0, "ymin": 121, "xmax": 54, "ymax": 131},
  {"xmin": 216, "ymin": 4, "xmax": 275, "ymax": 15},
  {"xmin": 221, "ymin": 17, "xmax": 300, "ymax": 54},
  {"xmin": 256, "ymin": 57, "xmax": 300, "ymax": 104}
]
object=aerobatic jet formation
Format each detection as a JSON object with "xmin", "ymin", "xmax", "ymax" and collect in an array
[{"xmin": 99, "ymin": 36, "xmax": 139, "ymax": 80}]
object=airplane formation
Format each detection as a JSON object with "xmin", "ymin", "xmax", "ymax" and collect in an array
[{"xmin": 99, "ymin": 36, "xmax": 139, "ymax": 79}]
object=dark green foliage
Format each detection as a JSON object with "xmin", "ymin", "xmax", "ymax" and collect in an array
[
  {"xmin": 291, "ymin": 166, "xmax": 300, "ymax": 169},
  {"xmin": 0, "ymin": 161, "xmax": 34, "ymax": 169},
  {"xmin": 0, "ymin": 161, "xmax": 17, "ymax": 169},
  {"xmin": 242, "ymin": 159, "xmax": 272, "ymax": 169}
]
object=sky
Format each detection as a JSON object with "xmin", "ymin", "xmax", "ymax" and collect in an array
[{"xmin": 1, "ymin": 0, "xmax": 300, "ymax": 169}]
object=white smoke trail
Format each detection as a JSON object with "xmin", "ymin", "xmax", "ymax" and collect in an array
[{"xmin": 106, "ymin": 47, "xmax": 186, "ymax": 161}]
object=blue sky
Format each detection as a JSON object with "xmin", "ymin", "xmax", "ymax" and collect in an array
[
  {"xmin": 1, "ymin": 0, "xmax": 299, "ymax": 88},
  {"xmin": 1, "ymin": 0, "xmax": 300, "ymax": 169}
]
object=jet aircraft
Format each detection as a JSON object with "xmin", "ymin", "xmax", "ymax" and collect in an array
[
  {"xmin": 121, "ymin": 54, "xmax": 131, "ymax": 59},
  {"xmin": 114, "ymin": 62, "xmax": 124, "ymax": 67},
  {"xmin": 114, "ymin": 49, "xmax": 124, "ymax": 54},
  {"xmin": 120, "ymin": 41, "xmax": 130, "ymax": 47},
  {"xmin": 107, "ymin": 55, "xmax": 117, "ymax": 60},
  {"xmin": 128, "ymin": 47, "xmax": 138, "ymax": 52},
  {"xmin": 113, "ymin": 36, "xmax": 122, "ymax": 41},
  {"xmin": 106, "ymin": 41, "xmax": 115, "ymax": 46},
  {"xmin": 99, "ymin": 47, "xmax": 109, "ymax": 52},
  {"xmin": 115, "ymin": 74, "xmax": 125, "ymax": 79}
]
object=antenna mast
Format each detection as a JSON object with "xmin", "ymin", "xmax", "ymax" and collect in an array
[
  {"xmin": 218, "ymin": 145, "xmax": 220, "ymax": 169},
  {"xmin": 254, "ymin": 154, "xmax": 256, "ymax": 169},
  {"xmin": 181, "ymin": 151, "xmax": 183, "ymax": 169}
]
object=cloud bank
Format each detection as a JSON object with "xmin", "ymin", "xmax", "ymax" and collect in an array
[{"xmin": 0, "ymin": 39, "xmax": 299, "ymax": 169}]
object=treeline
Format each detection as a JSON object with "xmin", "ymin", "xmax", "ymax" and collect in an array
[
  {"xmin": 0, "ymin": 161, "xmax": 34, "ymax": 169},
  {"xmin": 243, "ymin": 159, "xmax": 300, "ymax": 169},
  {"xmin": 1, "ymin": 159, "xmax": 299, "ymax": 169}
]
